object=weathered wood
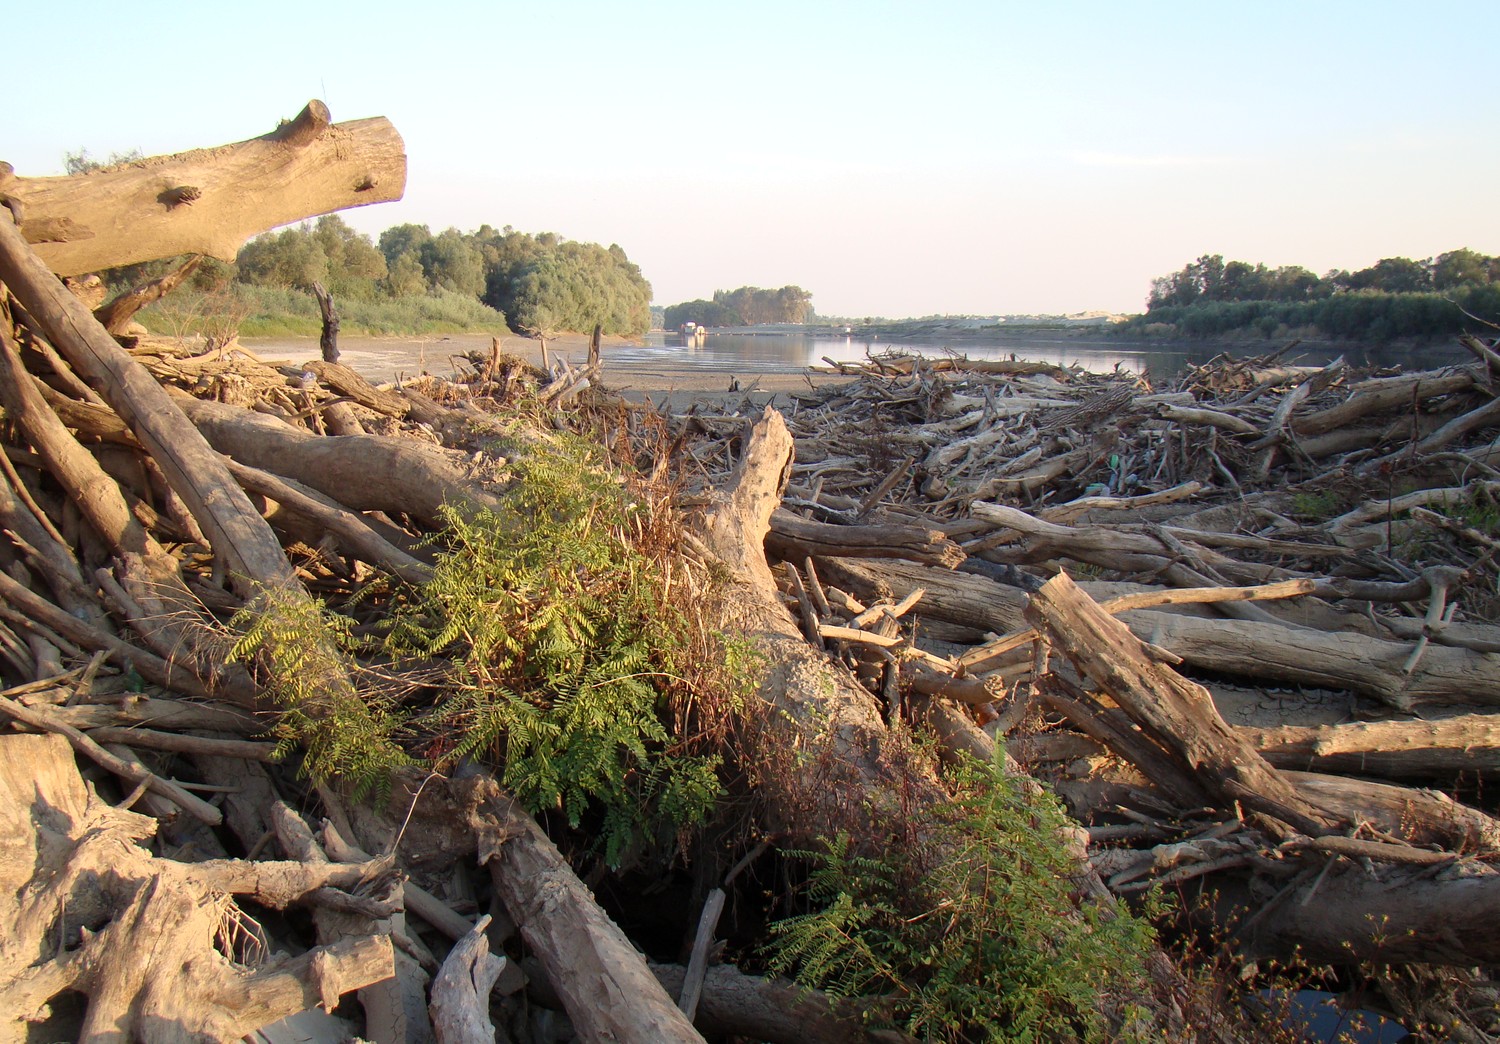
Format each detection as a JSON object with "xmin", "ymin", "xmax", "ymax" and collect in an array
[
  {"xmin": 0, "ymin": 208, "xmax": 308, "ymax": 597},
  {"xmin": 462, "ymin": 776, "xmax": 707, "ymax": 1044},
  {"xmin": 93, "ymin": 255, "xmax": 202, "ymax": 334},
  {"xmin": 4, "ymin": 101, "xmax": 405, "ymax": 276},
  {"xmin": 175, "ymin": 393, "xmax": 503, "ymax": 527},
  {"xmin": 648, "ymin": 962, "xmax": 888, "ymax": 1044},
  {"xmin": 1242, "ymin": 865, "xmax": 1500, "ymax": 966},
  {"xmin": 1241, "ymin": 714, "xmax": 1500, "ymax": 780},
  {"xmin": 698, "ymin": 408, "xmax": 949, "ymax": 842},
  {"xmin": 311, "ymin": 281, "xmax": 341, "ymax": 364},
  {"xmin": 0, "ymin": 731, "xmax": 395, "ymax": 1041},
  {"xmin": 431, "ymin": 914, "xmax": 507, "ymax": 1044},
  {"xmin": 1282, "ymin": 771, "xmax": 1500, "ymax": 851},
  {"xmin": 768, "ymin": 508, "xmax": 966, "ymax": 567},
  {"xmin": 1026, "ymin": 572, "xmax": 1340, "ymax": 836}
]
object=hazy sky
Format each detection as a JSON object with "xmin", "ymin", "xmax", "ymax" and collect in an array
[{"xmin": 9, "ymin": 1, "xmax": 1498, "ymax": 318}]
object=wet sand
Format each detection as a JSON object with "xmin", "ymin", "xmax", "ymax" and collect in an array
[{"xmin": 239, "ymin": 331, "xmax": 853, "ymax": 410}]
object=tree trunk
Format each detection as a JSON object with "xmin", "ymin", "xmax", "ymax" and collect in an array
[
  {"xmin": 312, "ymin": 281, "xmax": 341, "ymax": 364},
  {"xmin": 461, "ymin": 777, "xmax": 707, "ymax": 1044},
  {"xmin": 1026, "ymin": 571, "xmax": 1341, "ymax": 836},
  {"xmin": 2, "ymin": 101, "xmax": 405, "ymax": 276}
]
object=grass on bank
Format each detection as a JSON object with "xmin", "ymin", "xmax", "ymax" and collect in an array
[{"xmin": 140, "ymin": 283, "xmax": 512, "ymax": 339}]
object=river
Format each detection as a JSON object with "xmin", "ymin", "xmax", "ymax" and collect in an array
[
  {"xmin": 618, "ymin": 327, "xmax": 1468, "ymax": 377},
  {"xmin": 241, "ymin": 328, "xmax": 1470, "ymax": 388}
]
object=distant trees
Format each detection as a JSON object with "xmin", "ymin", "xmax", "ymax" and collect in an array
[
  {"xmin": 478, "ymin": 229, "xmax": 652, "ymax": 337},
  {"xmin": 239, "ymin": 216, "xmax": 388, "ymax": 298},
  {"xmin": 663, "ymin": 285, "xmax": 813, "ymax": 329},
  {"xmin": 230, "ymin": 221, "xmax": 652, "ymax": 335},
  {"xmin": 1139, "ymin": 249, "xmax": 1500, "ymax": 342}
]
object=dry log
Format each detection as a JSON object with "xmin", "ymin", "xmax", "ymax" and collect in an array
[
  {"xmin": 1282, "ymin": 771, "xmax": 1500, "ymax": 851},
  {"xmin": 971, "ymin": 500, "xmax": 1296, "ymax": 585},
  {"xmin": 430, "ymin": 914, "xmax": 507, "ymax": 1044},
  {"xmin": 1241, "ymin": 864, "xmax": 1500, "ymax": 966},
  {"xmin": 175, "ymin": 394, "xmax": 502, "ymax": 527},
  {"xmin": 93, "ymin": 255, "xmax": 202, "ymax": 334},
  {"xmin": 0, "ymin": 209, "xmax": 352, "ymax": 687},
  {"xmin": 1114, "ymin": 609, "xmax": 1500, "ymax": 711},
  {"xmin": 3, "ymin": 101, "xmax": 405, "ymax": 276},
  {"xmin": 647, "ymin": 962, "xmax": 892, "ymax": 1044},
  {"xmin": 768, "ymin": 508, "xmax": 966, "ymax": 567},
  {"xmin": 1241, "ymin": 714, "xmax": 1500, "ymax": 780},
  {"xmin": 0, "ymin": 320, "xmax": 253, "ymax": 699},
  {"xmin": 461, "ymin": 776, "xmax": 706, "ymax": 1043},
  {"xmin": 1291, "ymin": 365, "xmax": 1481, "ymax": 437},
  {"xmin": 1026, "ymin": 572, "xmax": 1340, "ymax": 836},
  {"xmin": 223, "ymin": 457, "xmax": 433, "ymax": 586},
  {"xmin": 698, "ymin": 408, "xmax": 948, "ymax": 841},
  {"xmin": 823, "ymin": 558, "xmax": 1500, "ymax": 710}
]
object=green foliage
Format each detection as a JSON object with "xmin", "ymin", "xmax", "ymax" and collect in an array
[
  {"xmin": 1289, "ymin": 488, "xmax": 1344, "ymax": 522},
  {"xmin": 384, "ymin": 438, "xmax": 738, "ymax": 864},
  {"xmin": 665, "ymin": 285, "xmax": 813, "ymax": 329},
  {"xmin": 482, "ymin": 229, "xmax": 652, "ymax": 337},
  {"xmin": 228, "ymin": 586, "xmax": 414, "ymax": 800},
  {"xmin": 144, "ymin": 284, "xmax": 508, "ymax": 338},
  {"xmin": 1139, "ymin": 248, "xmax": 1500, "ymax": 341},
  {"xmin": 766, "ymin": 755, "xmax": 1156, "ymax": 1042}
]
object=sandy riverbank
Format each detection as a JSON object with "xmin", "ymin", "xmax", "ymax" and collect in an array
[{"xmin": 239, "ymin": 331, "xmax": 854, "ymax": 410}]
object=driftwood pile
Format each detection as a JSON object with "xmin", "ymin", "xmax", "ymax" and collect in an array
[
  {"xmin": 4, "ymin": 103, "xmax": 1500, "ymax": 1041},
  {"xmin": 0, "ymin": 108, "xmax": 778, "ymax": 1044},
  {"xmin": 662, "ymin": 344, "xmax": 1500, "ymax": 1036}
]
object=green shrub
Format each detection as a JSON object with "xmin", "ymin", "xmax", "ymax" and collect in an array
[
  {"xmin": 383, "ymin": 436, "xmax": 743, "ymax": 864},
  {"xmin": 767, "ymin": 754, "xmax": 1156, "ymax": 1042}
]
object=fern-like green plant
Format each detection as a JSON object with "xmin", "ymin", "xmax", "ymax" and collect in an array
[
  {"xmin": 766, "ymin": 754, "xmax": 1157, "ymax": 1042},
  {"xmin": 385, "ymin": 434, "xmax": 743, "ymax": 864},
  {"xmin": 228, "ymin": 584, "xmax": 414, "ymax": 800}
]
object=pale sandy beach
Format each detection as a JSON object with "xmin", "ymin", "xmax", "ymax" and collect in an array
[{"xmin": 240, "ymin": 331, "xmax": 854, "ymax": 410}]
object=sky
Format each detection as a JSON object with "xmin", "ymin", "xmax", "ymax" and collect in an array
[{"xmin": 8, "ymin": 1, "xmax": 1499, "ymax": 319}]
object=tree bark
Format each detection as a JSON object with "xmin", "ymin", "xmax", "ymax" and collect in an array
[
  {"xmin": 768, "ymin": 508, "xmax": 966, "ymax": 567},
  {"xmin": 1242, "ymin": 714, "xmax": 1500, "ymax": 780},
  {"xmin": 461, "ymin": 776, "xmax": 707, "ymax": 1044},
  {"xmin": 2, "ymin": 101, "xmax": 405, "ymax": 276},
  {"xmin": 175, "ymin": 393, "xmax": 502, "ymax": 527},
  {"xmin": 312, "ymin": 281, "xmax": 341, "ymax": 364},
  {"xmin": 1026, "ymin": 571, "xmax": 1341, "ymax": 836}
]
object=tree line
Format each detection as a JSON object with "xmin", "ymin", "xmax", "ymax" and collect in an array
[
  {"xmin": 100, "ymin": 216, "xmax": 653, "ymax": 338},
  {"xmin": 1135, "ymin": 249, "xmax": 1500, "ymax": 341},
  {"xmin": 663, "ymin": 285, "xmax": 812, "ymax": 329}
]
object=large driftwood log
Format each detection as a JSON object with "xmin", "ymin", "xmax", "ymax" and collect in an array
[
  {"xmin": 1242, "ymin": 714, "xmax": 1500, "ymax": 780},
  {"xmin": 768, "ymin": 508, "xmax": 966, "ymax": 567},
  {"xmin": 1026, "ymin": 572, "xmax": 1340, "ymax": 836},
  {"xmin": 461, "ymin": 776, "xmax": 706, "ymax": 1044},
  {"xmin": 1242, "ymin": 866, "xmax": 1500, "ymax": 966},
  {"xmin": 698, "ymin": 408, "xmax": 949, "ymax": 841},
  {"xmin": 822, "ymin": 557, "xmax": 1500, "ymax": 709},
  {"xmin": 176, "ymin": 394, "xmax": 502, "ymax": 526},
  {"xmin": 1, "ymin": 101, "xmax": 405, "ymax": 276},
  {"xmin": 0, "ymin": 209, "xmax": 313, "ymax": 599}
]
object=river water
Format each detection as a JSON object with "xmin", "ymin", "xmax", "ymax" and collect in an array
[
  {"xmin": 242, "ymin": 328, "xmax": 1469, "ymax": 387},
  {"xmin": 611, "ymin": 328, "xmax": 1467, "ymax": 378}
]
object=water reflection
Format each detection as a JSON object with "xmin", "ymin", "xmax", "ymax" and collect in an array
[{"xmin": 616, "ymin": 331, "xmax": 1466, "ymax": 378}]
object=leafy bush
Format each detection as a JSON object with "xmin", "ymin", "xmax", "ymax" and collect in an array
[
  {"xmin": 766, "ymin": 754, "xmax": 1157, "ymax": 1042},
  {"xmin": 383, "ymin": 435, "xmax": 744, "ymax": 864}
]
